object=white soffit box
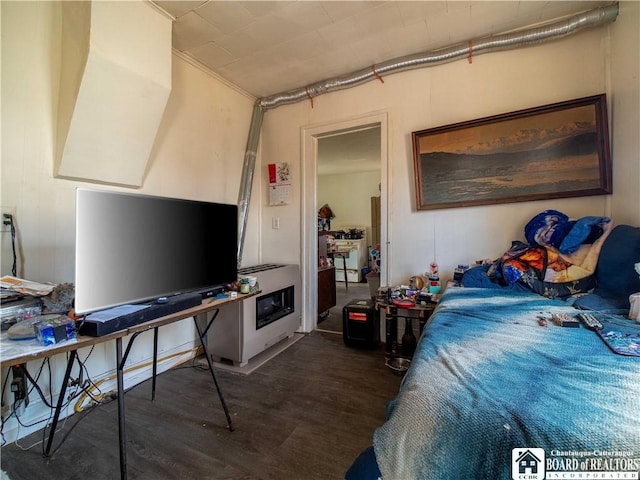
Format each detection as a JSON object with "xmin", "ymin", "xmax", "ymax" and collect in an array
[{"xmin": 56, "ymin": 1, "xmax": 172, "ymax": 187}]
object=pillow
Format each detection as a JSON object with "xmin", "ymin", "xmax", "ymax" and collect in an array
[
  {"xmin": 574, "ymin": 224, "xmax": 640, "ymax": 311},
  {"xmin": 571, "ymin": 293, "xmax": 625, "ymax": 312},
  {"xmin": 461, "ymin": 264, "xmax": 530, "ymax": 292}
]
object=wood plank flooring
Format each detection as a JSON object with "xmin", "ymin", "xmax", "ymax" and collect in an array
[{"xmin": 1, "ymin": 331, "xmax": 399, "ymax": 480}]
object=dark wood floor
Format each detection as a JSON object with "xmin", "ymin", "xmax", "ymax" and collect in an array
[{"xmin": 1, "ymin": 331, "xmax": 399, "ymax": 480}]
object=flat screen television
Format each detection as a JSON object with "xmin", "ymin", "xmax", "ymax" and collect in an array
[{"xmin": 74, "ymin": 188, "xmax": 238, "ymax": 315}]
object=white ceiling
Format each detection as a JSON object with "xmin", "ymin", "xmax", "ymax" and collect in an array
[
  {"xmin": 149, "ymin": 1, "xmax": 611, "ymax": 174},
  {"xmin": 151, "ymin": 1, "xmax": 610, "ymax": 99},
  {"xmin": 317, "ymin": 126, "xmax": 381, "ymax": 175}
]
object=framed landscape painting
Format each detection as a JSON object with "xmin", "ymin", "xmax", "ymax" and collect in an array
[{"xmin": 412, "ymin": 94, "xmax": 612, "ymax": 210}]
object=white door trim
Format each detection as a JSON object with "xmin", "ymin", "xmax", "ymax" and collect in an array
[{"xmin": 300, "ymin": 111, "xmax": 389, "ymax": 333}]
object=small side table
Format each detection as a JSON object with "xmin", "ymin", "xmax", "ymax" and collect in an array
[{"xmin": 376, "ymin": 300, "xmax": 437, "ymax": 359}]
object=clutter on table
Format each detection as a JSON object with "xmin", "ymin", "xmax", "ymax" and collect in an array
[
  {"xmin": 373, "ymin": 263, "xmax": 453, "ymax": 307},
  {"xmin": 375, "ymin": 283, "xmax": 439, "ymax": 308},
  {"xmin": 1, "ymin": 275, "xmax": 56, "ymax": 297}
]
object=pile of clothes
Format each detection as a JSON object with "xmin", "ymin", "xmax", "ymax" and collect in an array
[{"xmin": 487, "ymin": 210, "xmax": 612, "ymax": 298}]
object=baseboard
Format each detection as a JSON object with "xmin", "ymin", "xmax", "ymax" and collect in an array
[{"xmin": 314, "ymin": 328, "xmax": 342, "ymax": 335}]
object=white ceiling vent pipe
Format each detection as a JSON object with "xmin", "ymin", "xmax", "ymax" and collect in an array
[{"xmin": 236, "ymin": 3, "xmax": 619, "ymax": 264}]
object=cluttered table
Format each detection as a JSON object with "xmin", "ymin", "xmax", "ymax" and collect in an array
[
  {"xmin": 0, "ymin": 292, "xmax": 257, "ymax": 367},
  {"xmin": 1, "ymin": 282, "xmax": 260, "ymax": 480}
]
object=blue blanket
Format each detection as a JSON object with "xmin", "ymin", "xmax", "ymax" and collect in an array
[{"xmin": 371, "ymin": 288, "xmax": 640, "ymax": 480}]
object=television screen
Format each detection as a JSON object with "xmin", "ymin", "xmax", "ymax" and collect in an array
[{"xmin": 75, "ymin": 188, "xmax": 238, "ymax": 315}]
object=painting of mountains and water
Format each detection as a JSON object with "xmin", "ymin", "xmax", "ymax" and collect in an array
[{"xmin": 412, "ymin": 94, "xmax": 611, "ymax": 210}]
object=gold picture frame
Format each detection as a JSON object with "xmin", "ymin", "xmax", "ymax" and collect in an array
[{"xmin": 412, "ymin": 94, "xmax": 612, "ymax": 210}]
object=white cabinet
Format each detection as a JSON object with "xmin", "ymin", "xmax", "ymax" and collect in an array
[{"xmin": 333, "ymin": 238, "xmax": 367, "ymax": 283}]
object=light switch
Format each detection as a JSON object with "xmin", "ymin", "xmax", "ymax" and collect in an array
[{"xmin": 272, "ymin": 217, "xmax": 280, "ymax": 229}]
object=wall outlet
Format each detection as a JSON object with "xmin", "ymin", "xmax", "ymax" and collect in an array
[
  {"xmin": 272, "ymin": 217, "xmax": 280, "ymax": 229},
  {"xmin": 1, "ymin": 207, "xmax": 16, "ymax": 233},
  {"xmin": 10, "ymin": 366, "xmax": 29, "ymax": 414}
]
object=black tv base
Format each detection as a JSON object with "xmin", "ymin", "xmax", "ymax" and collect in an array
[{"xmin": 79, "ymin": 293, "xmax": 202, "ymax": 337}]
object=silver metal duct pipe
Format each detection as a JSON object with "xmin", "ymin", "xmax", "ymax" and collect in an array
[
  {"xmin": 236, "ymin": 3, "xmax": 618, "ymax": 264},
  {"xmin": 237, "ymin": 103, "xmax": 265, "ymax": 263},
  {"xmin": 257, "ymin": 4, "xmax": 618, "ymax": 110}
]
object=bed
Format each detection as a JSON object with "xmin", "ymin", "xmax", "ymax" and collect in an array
[{"xmin": 345, "ymin": 223, "xmax": 640, "ymax": 480}]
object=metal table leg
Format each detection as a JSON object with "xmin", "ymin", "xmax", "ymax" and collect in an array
[
  {"xmin": 116, "ymin": 337, "xmax": 127, "ymax": 480},
  {"xmin": 193, "ymin": 310, "xmax": 233, "ymax": 431},
  {"xmin": 115, "ymin": 331, "xmax": 143, "ymax": 480},
  {"xmin": 151, "ymin": 327, "xmax": 159, "ymax": 400},
  {"xmin": 342, "ymin": 254, "xmax": 349, "ymax": 291},
  {"xmin": 384, "ymin": 307, "xmax": 397, "ymax": 358},
  {"xmin": 44, "ymin": 352, "xmax": 76, "ymax": 456}
]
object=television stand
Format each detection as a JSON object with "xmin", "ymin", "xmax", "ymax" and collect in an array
[{"xmin": 1, "ymin": 290, "xmax": 261, "ymax": 480}]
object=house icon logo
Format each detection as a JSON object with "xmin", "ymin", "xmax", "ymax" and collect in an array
[{"xmin": 512, "ymin": 448, "xmax": 546, "ymax": 480}]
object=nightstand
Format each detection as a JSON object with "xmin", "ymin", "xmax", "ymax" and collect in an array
[{"xmin": 377, "ymin": 300, "xmax": 437, "ymax": 359}]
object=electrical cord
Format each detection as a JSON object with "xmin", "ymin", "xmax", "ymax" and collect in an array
[
  {"xmin": 1, "ymin": 355, "xmax": 80, "ymax": 450},
  {"xmin": 72, "ymin": 346, "xmax": 200, "ymax": 412},
  {"xmin": 3, "ymin": 213, "xmax": 18, "ymax": 276},
  {"xmin": 2, "ymin": 344, "xmax": 200, "ymax": 452},
  {"xmin": 20, "ymin": 349, "xmax": 108, "ymax": 455},
  {"xmin": 1, "ymin": 368, "xmax": 13, "ymax": 446},
  {"xmin": 71, "ymin": 346, "xmax": 107, "ymax": 406},
  {"xmin": 20, "ymin": 361, "xmax": 55, "ymax": 409},
  {"xmin": 43, "ymin": 402, "xmax": 102, "ymax": 458},
  {"xmin": 41, "ymin": 347, "xmax": 199, "ymax": 455}
]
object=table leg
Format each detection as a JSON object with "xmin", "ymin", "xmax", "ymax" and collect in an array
[
  {"xmin": 343, "ymin": 256, "xmax": 349, "ymax": 291},
  {"xmin": 44, "ymin": 351, "xmax": 76, "ymax": 456},
  {"xmin": 116, "ymin": 337, "xmax": 127, "ymax": 480},
  {"xmin": 151, "ymin": 327, "xmax": 158, "ymax": 400},
  {"xmin": 419, "ymin": 315, "xmax": 427, "ymax": 335},
  {"xmin": 384, "ymin": 308, "xmax": 397, "ymax": 358},
  {"xmin": 193, "ymin": 312, "xmax": 233, "ymax": 431}
]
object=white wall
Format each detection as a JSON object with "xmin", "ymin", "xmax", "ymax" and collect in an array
[
  {"xmin": 609, "ymin": 1, "xmax": 640, "ymax": 225},
  {"xmin": 259, "ymin": 5, "xmax": 640, "ymax": 295},
  {"xmin": 318, "ymin": 170, "xmax": 380, "ymax": 237},
  {"xmin": 1, "ymin": 1, "xmax": 256, "ymax": 442}
]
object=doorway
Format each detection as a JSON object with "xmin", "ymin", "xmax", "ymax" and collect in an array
[
  {"xmin": 316, "ymin": 127, "xmax": 381, "ymax": 333},
  {"xmin": 300, "ymin": 112, "xmax": 389, "ymax": 333}
]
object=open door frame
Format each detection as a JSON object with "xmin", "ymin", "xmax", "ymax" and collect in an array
[{"xmin": 300, "ymin": 111, "xmax": 389, "ymax": 333}]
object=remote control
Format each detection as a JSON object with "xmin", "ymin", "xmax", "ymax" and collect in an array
[
  {"xmin": 552, "ymin": 313, "xmax": 580, "ymax": 327},
  {"xmin": 577, "ymin": 312, "xmax": 604, "ymax": 330}
]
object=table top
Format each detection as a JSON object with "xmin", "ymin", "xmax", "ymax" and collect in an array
[
  {"xmin": 376, "ymin": 298, "xmax": 437, "ymax": 312},
  {"xmin": 0, "ymin": 291, "xmax": 260, "ymax": 367}
]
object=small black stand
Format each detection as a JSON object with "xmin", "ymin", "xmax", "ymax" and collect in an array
[{"xmin": 401, "ymin": 318, "xmax": 417, "ymax": 357}]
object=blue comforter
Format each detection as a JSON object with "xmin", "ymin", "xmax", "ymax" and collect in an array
[{"xmin": 370, "ymin": 288, "xmax": 640, "ymax": 480}]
